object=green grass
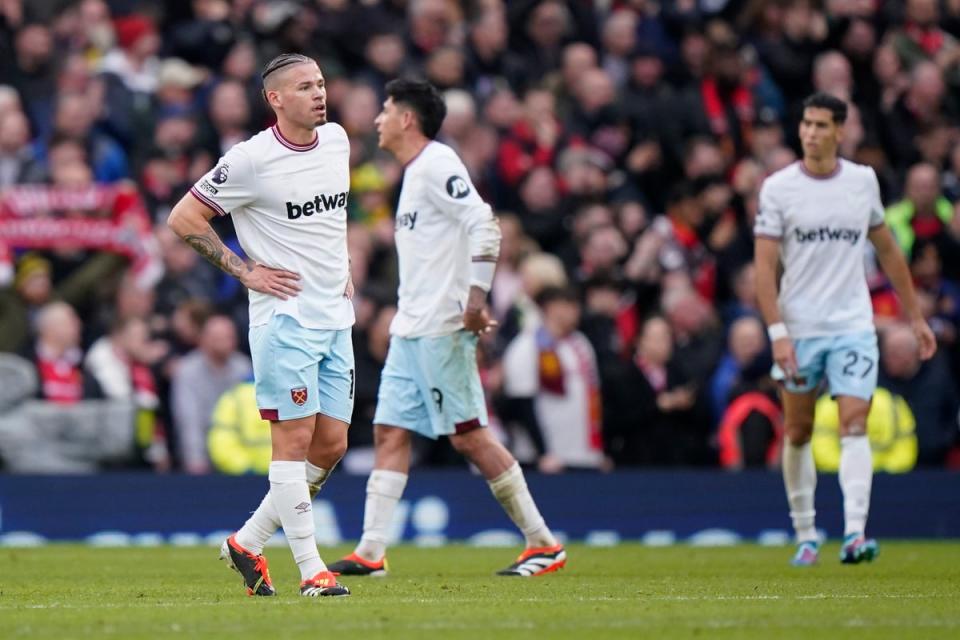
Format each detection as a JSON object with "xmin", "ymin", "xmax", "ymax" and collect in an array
[{"xmin": 2, "ymin": 543, "xmax": 958, "ymax": 639}]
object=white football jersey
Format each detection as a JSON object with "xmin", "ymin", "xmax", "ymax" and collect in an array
[
  {"xmin": 390, "ymin": 141, "xmax": 500, "ymax": 338},
  {"xmin": 754, "ymin": 159, "xmax": 885, "ymax": 338},
  {"xmin": 190, "ymin": 123, "xmax": 354, "ymax": 330}
]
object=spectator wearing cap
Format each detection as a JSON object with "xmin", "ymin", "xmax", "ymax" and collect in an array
[
  {"xmin": 100, "ymin": 14, "xmax": 161, "ymax": 95},
  {"xmin": 0, "ymin": 251, "xmax": 121, "ymax": 354}
]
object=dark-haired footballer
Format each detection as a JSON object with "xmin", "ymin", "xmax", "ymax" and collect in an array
[
  {"xmin": 754, "ymin": 92, "xmax": 936, "ymax": 567},
  {"xmin": 327, "ymin": 79, "xmax": 566, "ymax": 579},
  {"xmin": 168, "ymin": 54, "xmax": 353, "ymax": 598}
]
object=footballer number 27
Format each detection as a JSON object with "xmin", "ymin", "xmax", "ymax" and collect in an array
[{"xmin": 842, "ymin": 351, "xmax": 874, "ymax": 379}]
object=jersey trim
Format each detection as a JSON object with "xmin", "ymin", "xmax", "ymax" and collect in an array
[
  {"xmin": 754, "ymin": 232, "xmax": 783, "ymax": 240},
  {"xmin": 402, "ymin": 140, "xmax": 431, "ymax": 169},
  {"xmin": 271, "ymin": 125, "xmax": 319, "ymax": 152},
  {"xmin": 189, "ymin": 186, "xmax": 228, "ymax": 217},
  {"xmin": 797, "ymin": 159, "xmax": 842, "ymax": 180}
]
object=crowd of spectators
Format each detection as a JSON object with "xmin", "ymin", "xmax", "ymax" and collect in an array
[{"xmin": 1, "ymin": 0, "xmax": 959, "ymax": 474}]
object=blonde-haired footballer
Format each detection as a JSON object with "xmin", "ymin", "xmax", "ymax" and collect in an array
[{"xmin": 168, "ymin": 53, "xmax": 353, "ymax": 597}]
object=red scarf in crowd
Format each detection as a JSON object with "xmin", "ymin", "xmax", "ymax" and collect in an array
[
  {"xmin": 537, "ymin": 327, "xmax": 603, "ymax": 452},
  {"xmin": 701, "ymin": 76, "xmax": 754, "ymax": 159},
  {"xmin": 35, "ymin": 345, "xmax": 84, "ymax": 404}
]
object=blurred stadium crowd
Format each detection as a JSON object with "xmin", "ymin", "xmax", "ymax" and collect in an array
[{"xmin": 0, "ymin": 0, "xmax": 959, "ymax": 475}]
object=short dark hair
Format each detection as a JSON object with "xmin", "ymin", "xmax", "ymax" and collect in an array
[
  {"xmin": 802, "ymin": 92, "xmax": 848, "ymax": 124},
  {"xmin": 261, "ymin": 53, "xmax": 313, "ymax": 82},
  {"xmin": 385, "ymin": 78, "xmax": 446, "ymax": 139}
]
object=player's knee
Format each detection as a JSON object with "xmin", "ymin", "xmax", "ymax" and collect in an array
[
  {"xmin": 449, "ymin": 430, "xmax": 484, "ymax": 458},
  {"xmin": 273, "ymin": 426, "xmax": 313, "ymax": 459},
  {"xmin": 328, "ymin": 436, "xmax": 348, "ymax": 463},
  {"xmin": 784, "ymin": 421, "xmax": 813, "ymax": 446},
  {"xmin": 374, "ymin": 424, "xmax": 409, "ymax": 453},
  {"xmin": 841, "ymin": 421, "xmax": 867, "ymax": 437}
]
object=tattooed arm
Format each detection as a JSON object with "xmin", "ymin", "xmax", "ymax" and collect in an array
[{"xmin": 168, "ymin": 192, "xmax": 301, "ymax": 299}]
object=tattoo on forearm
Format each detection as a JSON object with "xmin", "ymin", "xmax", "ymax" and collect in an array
[{"xmin": 184, "ymin": 232, "xmax": 223, "ymax": 268}]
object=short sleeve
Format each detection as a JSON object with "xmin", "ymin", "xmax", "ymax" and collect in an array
[
  {"xmin": 867, "ymin": 168, "xmax": 885, "ymax": 228},
  {"xmin": 423, "ymin": 153, "xmax": 492, "ymax": 223},
  {"xmin": 503, "ymin": 333, "xmax": 539, "ymax": 398},
  {"xmin": 190, "ymin": 146, "xmax": 257, "ymax": 216},
  {"xmin": 754, "ymin": 180, "xmax": 784, "ymax": 239}
]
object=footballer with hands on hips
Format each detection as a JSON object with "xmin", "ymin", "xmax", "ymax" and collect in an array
[
  {"xmin": 753, "ymin": 92, "xmax": 936, "ymax": 568},
  {"xmin": 167, "ymin": 53, "xmax": 354, "ymax": 598},
  {"xmin": 327, "ymin": 78, "xmax": 567, "ymax": 579}
]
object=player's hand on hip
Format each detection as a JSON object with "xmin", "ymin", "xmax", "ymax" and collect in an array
[
  {"xmin": 912, "ymin": 317, "xmax": 938, "ymax": 360},
  {"xmin": 241, "ymin": 264, "xmax": 301, "ymax": 299},
  {"xmin": 463, "ymin": 306, "xmax": 498, "ymax": 335},
  {"xmin": 772, "ymin": 337, "xmax": 798, "ymax": 380},
  {"xmin": 343, "ymin": 274, "xmax": 355, "ymax": 300}
]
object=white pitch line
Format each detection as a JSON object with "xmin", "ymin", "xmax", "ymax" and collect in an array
[{"xmin": 1, "ymin": 592, "xmax": 952, "ymax": 611}]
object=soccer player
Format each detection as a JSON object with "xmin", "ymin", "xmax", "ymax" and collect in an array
[
  {"xmin": 167, "ymin": 54, "xmax": 353, "ymax": 597},
  {"xmin": 327, "ymin": 79, "xmax": 566, "ymax": 578},
  {"xmin": 754, "ymin": 92, "xmax": 936, "ymax": 566}
]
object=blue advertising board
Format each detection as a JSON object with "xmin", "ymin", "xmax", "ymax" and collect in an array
[{"xmin": 0, "ymin": 471, "xmax": 957, "ymax": 546}]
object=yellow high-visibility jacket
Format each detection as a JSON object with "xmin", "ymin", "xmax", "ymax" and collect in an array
[
  {"xmin": 208, "ymin": 382, "xmax": 272, "ymax": 475},
  {"xmin": 812, "ymin": 387, "xmax": 917, "ymax": 473}
]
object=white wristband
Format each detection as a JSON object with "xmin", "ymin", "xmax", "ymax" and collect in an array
[{"xmin": 767, "ymin": 322, "xmax": 788, "ymax": 342}]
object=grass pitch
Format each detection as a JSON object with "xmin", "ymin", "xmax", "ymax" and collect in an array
[{"xmin": 2, "ymin": 543, "xmax": 958, "ymax": 639}]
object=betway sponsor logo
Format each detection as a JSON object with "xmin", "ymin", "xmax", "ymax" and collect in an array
[
  {"xmin": 395, "ymin": 210, "xmax": 417, "ymax": 231},
  {"xmin": 793, "ymin": 226, "xmax": 861, "ymax": 245},
  {"xmin": 286, "ymin": 192, "xmax": 348, "ymax": 219}
]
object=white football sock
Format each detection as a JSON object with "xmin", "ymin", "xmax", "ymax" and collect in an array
[
  {"xmin": 236, "ymin": 462, "xmax": 331, "ymax": 555},
  {"xmin": 783, "ymin": 441, "xmax": 818, "ymax": 543},
  {"xmin": 840, "ymin": 435, "xmax": 873, "ymax": 536},
  {"xmin": 306, "ymin": 460, "xmax": 333, "ymax": 499},
  {"xmin": 488, "ymin": 462, "xmax": 557, "ymax": 548},
  {"xmin": 355, "ymin": 469, "xmax": 408, "ymax": 562},
  {"xmin": 269, "ymin": 460, "xmax": 325, "ymax": 579}
]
